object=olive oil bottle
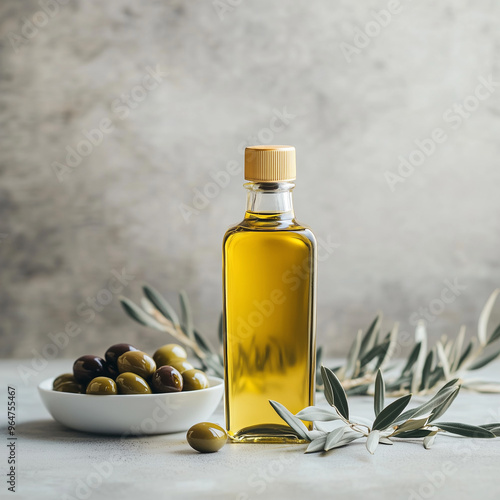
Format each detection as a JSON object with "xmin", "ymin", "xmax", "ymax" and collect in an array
[{"xmin": 223, "ymin": 145, "xmax": 317, "ymax": 443}]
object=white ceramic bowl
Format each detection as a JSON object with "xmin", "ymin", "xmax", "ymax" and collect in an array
[{"xmin": 38, "ymin": 376, "xmax": 224, "ymax": 435}]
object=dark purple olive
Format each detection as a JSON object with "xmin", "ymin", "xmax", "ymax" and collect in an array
[
  {"xmin": 105, "ymin": 343, "xmax": 139, "ymax": 369},
  {"xmin": 106, "ymin": 363, "xmax": 119, "ymax": 379},
  {"xmin": 151, "ymin": 366, "xmax": 183, "ymax": 393},
  {"xmin": 73, "ymin": 355, "xmax": 107, "ymax": 385}
]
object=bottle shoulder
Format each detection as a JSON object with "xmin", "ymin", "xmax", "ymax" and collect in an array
[{"xmin": 223, "ymin": 217, "xmax": 316, "ymax": 246}]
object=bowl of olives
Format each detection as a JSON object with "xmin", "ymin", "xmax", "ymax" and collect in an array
[{"xmin": 38, "ymin": 343, "xmax": 224, "ymax": 435}]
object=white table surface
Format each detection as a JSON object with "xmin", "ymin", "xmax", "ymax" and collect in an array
[{"xmin": 2, "ymin": 359, "xmax": 500, "ymax": 500}]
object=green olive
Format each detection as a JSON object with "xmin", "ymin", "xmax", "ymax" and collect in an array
[
  {"xmin": 54, "ymin": 381, "xmax": 84, "ymax": 393},
  {"xmin": 53, "ymin": 373, "xmax": 76, "ymax": 390},
  {"xmin": 116, "ymin": 372, "xmax": 152, "ymax": 394},
  {"xmin": 153, "ymin": 344, "xmax": 188, "ymax": 367},
  {"xmin": 182, "ymin": 369, "xmax": 209, "ymax": 391},
  {"xmin": 86, "ymin": 377, "xmax": 118, "ymax": 395},
  {"xmin": 168, "ymin": 359, "xmax": 194, "ymax": 374},
  {"xmin": 187, "ymin": 422, "xmax": 227, "ymax": 453},
  {"xmin": 117, "ymin": 351, "xmax": 156, "ymax": 379}
]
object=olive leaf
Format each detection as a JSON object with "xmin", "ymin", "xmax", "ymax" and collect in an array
[
  {"xmin": 468, "ymin": 347, "xmax": 500, "ymax": 371},
  {"xmin": 344, "ymin": 330, "xmax": 362, "ymax": 379},
  {"xmin": 487, "ymin": 324, "xmax": 500, "ymax": 346},
  {"xmin": 428, "ymin": 385, "xmax": 461, "ymax": 422},
  {"xmin": 143, "ymin": 285, "xmax": 180, "ymax": 326},
  {"xmin": 120, "ymin": 297, "xmax": 165, "ymax": 331},
  {"xmin": 392, "ymin": 417, "xmax": 430, "ymax": 436},
  {"xmin": 376, "ymin": 324, "xmax": 398, "ymax": 372},
  {"xmin": 179, "ymin": 290, "xmax": 195, "ymax": 341},
  {"xmin": 420, "ymin": 350, "xmax": 434, "ymax": 391},
  {"xmin": 374, "ymin": 369, "xmax": 384, "ymax": 417},
  {"xmin": 360, "ymin": 340, "xmax": 389, "ymax": 368},
  {"xmin": 480, "ymin": 424, "xmax": 500, "ymax": 436},
  {"xmin": 321, "ymin": 366, "xmax": 349, "ymax": 419},
  {"xmin": 395, "ymin": 383, "xmax": 459, "ymax": 424},
  {"xmin": 269, "ymin": 400, "xmax": 310, "ymax": 441},
  {"xmin": 457, "ymin": 340, "xmax": 474, "ymax": 370},
  {"xmin": 401, "ymin": 342, "xmax": 422, "ymax": 377},
  {"xmin": 411, "ymin": 322, "xmax": 428, "ymax": 394},
  {"xmin": 372, "ymin": 394, "xmax": 412, "ymax": 431},
  {"xmin": 359, "ymin": 314, "xmax": 382, "ymax": 358},
  {"xmin": 324, "ymin": 426, "xmax": 347, "ymax": 451},
  {"xmin": 436, "ymin": 342, "xmax": 451, "ymax": 380},
  {"xmin": 366, "ymin": 430, "xmax": 380, "ymax": 454},
  {"xmin": 435, "ymin": 422, "xmax": 496, "ymax": 439},
  {"xmin": 295, "ymin": 407, "xmax": 340, "ymax": 422},
  {"xmin": 395, "ymin": 429, "xmax": 436, "ymax": 439},
  {"xmin": 305, "ymin": 436, "xmax": 327, "ymax": 453},
  {"xmin": 480, "ymin": 423, "xmax": 500, "ymax": 430},
  {"xmin": 193, "ymin": 329, "xmax": 215, "ymax": 354},
  {"xmin": 321, "ymin": 366, "xmax": 335, "ymax": 407},
  {"xmin": 478, "ymin": 288, "xmax": 500, "ymax": 346},
  {"xmin": 423, "ymin": 434, "xmax": 436, "ymax": 449},
  {"xmin": 325, "ymin": 434, "xmax": 361, "ymax": 450}
]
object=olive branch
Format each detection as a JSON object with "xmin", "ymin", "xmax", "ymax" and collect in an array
[
  {"xmin": 270, "ymin": 367, "xmax": 500, "ymax": 455},
  {"xmin": 325, "ymin": 288, "xmax": 500, "ymax": 397},
  {"xmin": 119, "ymin": 285, "xmax": 224, "ymax": 378}
]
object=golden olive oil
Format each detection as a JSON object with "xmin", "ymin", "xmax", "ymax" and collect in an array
[{"xmin": 223, "ymin": 146, "xmax": 316, "ymax": 443}]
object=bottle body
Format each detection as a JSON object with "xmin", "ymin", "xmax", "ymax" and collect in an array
[{"xmin": 223, "ymin": 182, "xmax": 317, "ymax": 443}]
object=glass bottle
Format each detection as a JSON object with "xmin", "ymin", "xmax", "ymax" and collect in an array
[{"xmin": 223, "ymin": 145, "xmax": 317, "ymax": 443}]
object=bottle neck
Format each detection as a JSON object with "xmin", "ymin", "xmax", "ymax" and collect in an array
[{"xmin": 244, "ymin": 182, "xmax": 295, "ymax": 219}]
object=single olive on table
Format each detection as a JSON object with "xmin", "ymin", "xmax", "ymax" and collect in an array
[
  {"xmin": 117, "ymin": 351, "xmax": 156, "ymax": 379},
  {"xmin": 73, "ymin": 355, "xmax": 108, "ymax": 385},
  {"xmin": 116, "ymin": 372, "xmax": 152, "ymax": 394},
  {"xmin": 86, "ymin": 377, "xmax": 118, "ymax": 395},
  {"xmin": 182, "ymin": 369, "xmax": 210, "ymax": 391},
  {"xmin": 187, "ymin": 422, "xmax": 227, "ymax": 453},
  {"xmin": 153, "ymin": 344, "xmax": 188, "ymax": 367},
  {"xmin": 151, "ymin": 366, "xmax": 183, "ymax": 393}
]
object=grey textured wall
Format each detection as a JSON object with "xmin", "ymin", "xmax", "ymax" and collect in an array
[{"xmin": 1, "ymin": 0, "xmax": 499, "ymax": 361}]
